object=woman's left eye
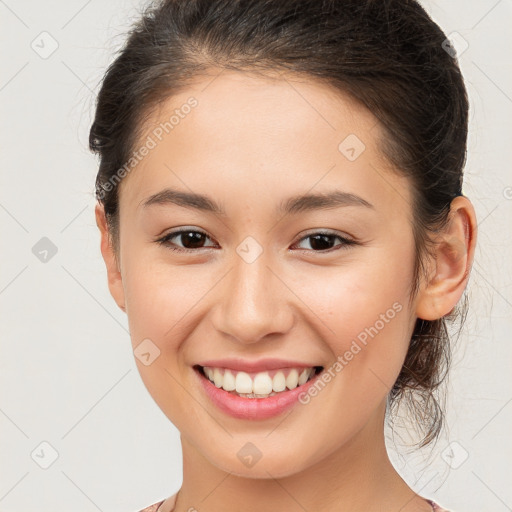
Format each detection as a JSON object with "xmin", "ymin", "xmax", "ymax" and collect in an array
[
  {"xmin": 156, "ymin": 229, "xmax": 357, "ymax": 253},
  {"xmin": 292, "ymin": 232, "xmax": 356, "ymax": 252}
]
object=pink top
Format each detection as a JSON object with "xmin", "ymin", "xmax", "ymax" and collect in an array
[
  {"xmin": 137, "ymin": 495, "xmax": 451, "ymax": 511},
  {"xmin": 138, "ymin": 503, "xmax": 164, "ymax": 512}
]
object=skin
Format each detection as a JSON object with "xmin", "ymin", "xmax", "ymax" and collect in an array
[{"xmin": 95, "ymin": 70, "xmax": 477, "ymax": 512}]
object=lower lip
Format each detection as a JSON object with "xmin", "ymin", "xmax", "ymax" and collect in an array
[{"xmin": 194, "ymin": 366, "xmax": 322, "ymax": 420}]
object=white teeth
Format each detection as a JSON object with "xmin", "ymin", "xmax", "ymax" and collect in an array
[
  {"xmin": 213, "ymin": 368, "xmax": 223, "ymax": 388},
  {"xmin": 298, "ymin": 368, "xmax": 310, "ymax": 385},
  {"xmin": 253, "ymin": 372, "xmax": 273, "ymax": 395},
  {"xmin": 272, "ymin": 371, "xmax": 287, "ymax": 392},
  {"xmin": 202, "ymin": 366, "xmax": 317, "ymax": 396},
  {"xmin": 222, "ymin": 369, "xmax": 236, "ymax": 391},
  {"xmin": 235, "ymin": 371, "xmax": 253, "ymax": 393},
  {"xmin": 286, "ymin": 369, "xmax": 299, "ymax": 390}
]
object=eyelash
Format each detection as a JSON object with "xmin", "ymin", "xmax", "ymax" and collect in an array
[{"xmin": 155, "ymin": 228, "xmax": 358, "ymax": 254}]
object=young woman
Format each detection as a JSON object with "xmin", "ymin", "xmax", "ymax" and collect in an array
[{"xmin": 90, "ymin": 0, "xmax": 477, "ymax": 510}]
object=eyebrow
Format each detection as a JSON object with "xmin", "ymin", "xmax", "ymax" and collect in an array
[{"xmin": 140, "ymin": 187, "xmax": 374, "ymax": 215}]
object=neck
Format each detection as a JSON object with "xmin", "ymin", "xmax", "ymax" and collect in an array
[{"xmin": 172, "ymin": 402, "xmax": 430, "ymax": 512}]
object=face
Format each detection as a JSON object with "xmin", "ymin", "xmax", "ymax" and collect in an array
[{"xmin": 104, "ymin": 70, "xmax": 422, "ymax": 478}]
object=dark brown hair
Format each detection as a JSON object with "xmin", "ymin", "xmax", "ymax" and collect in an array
[{"xmin": 89, "ymin": 0, "xmax": 469, "ymax": 448}]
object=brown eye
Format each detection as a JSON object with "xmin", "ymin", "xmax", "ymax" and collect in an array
[
  {"xmin": 157, "ymin": 229, "xmax": 216, "ymax": 252},
  {"xmin": 293, "ymin": 232, "xmax": 356, "ymax": 252}
]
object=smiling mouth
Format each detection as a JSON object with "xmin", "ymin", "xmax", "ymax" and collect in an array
[{"xmin": 194, "ymin": 364, "xmax": 324, "ymax": 398}]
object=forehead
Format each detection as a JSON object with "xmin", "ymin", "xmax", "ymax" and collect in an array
[
  {"xmin": 119, "ymin": 70, "xmax": 411, "ymax": 218},
  {"xmin": 143, "ymin": 70, "xmax": 377, "ymax": 154}
]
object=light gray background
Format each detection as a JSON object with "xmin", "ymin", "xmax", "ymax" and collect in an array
[{"xmin": 1, "ymin": 1, "xmax": 511, "ymax": 511}]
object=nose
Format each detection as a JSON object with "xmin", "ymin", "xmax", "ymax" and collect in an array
[{"xmin": 210, "ymin": 250, "xmax": 295, "ymax": 345}]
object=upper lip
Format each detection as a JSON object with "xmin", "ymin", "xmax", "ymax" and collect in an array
[{"xmin": 195, "ymin": 358, "xmax": 323, "ymax": 373}]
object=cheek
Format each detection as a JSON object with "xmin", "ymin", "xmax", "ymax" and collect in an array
[
  {"xmin": 123, "ymin": 260, "xmax": 196, "ymax": 346},
  {"xmin": 293, "ymin": 249, "xmax": 415, "ymax": 377},
  {"xmin": 121, "ymin": 247, "xmax": 224, "ymax": 381},
  {"xmin": 120, "ymin": 254, "xmax": 205, "ymax": 416},
  {"xmin": 286, "ymin": 255, "xmax": 414, "ymax": 434}
]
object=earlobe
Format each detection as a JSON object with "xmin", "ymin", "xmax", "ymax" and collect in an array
[
  {"xmin": 95, "ymin": 203, "xmax": 126, "ymax": 313},
  {"xmin": 415, "ymin": 196, "xmax": 477, "ymax": 321}
]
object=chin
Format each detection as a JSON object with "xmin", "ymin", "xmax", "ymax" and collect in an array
[{"xmin": 202, "ymin": 439, "xmax": 320, "ymax": 480}]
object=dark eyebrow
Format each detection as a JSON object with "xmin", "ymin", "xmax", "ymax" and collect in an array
[
  {"xmin": 140, "ymin": 188, "xmax": 227, "ymax": 215},
  {"xmin": 278, "ymin": 190, "xmax": 374, "ymax": 214},
  {"xmin": 140, "ymin": 188, "xmax": 374, "ymax": 215}
]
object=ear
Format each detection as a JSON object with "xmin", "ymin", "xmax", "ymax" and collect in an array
[
  {"xmin": 415, "ymin": 196, "xmax": 477, "ymax": 321},
  {"xmin": 95, "ymin": 203, "xmax": 126, "ymax": 313}
]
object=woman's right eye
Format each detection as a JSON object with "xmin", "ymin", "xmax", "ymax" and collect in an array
[{"xmin": 156, "ymin": 229, "xmax": 217, "ymax": 252}]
